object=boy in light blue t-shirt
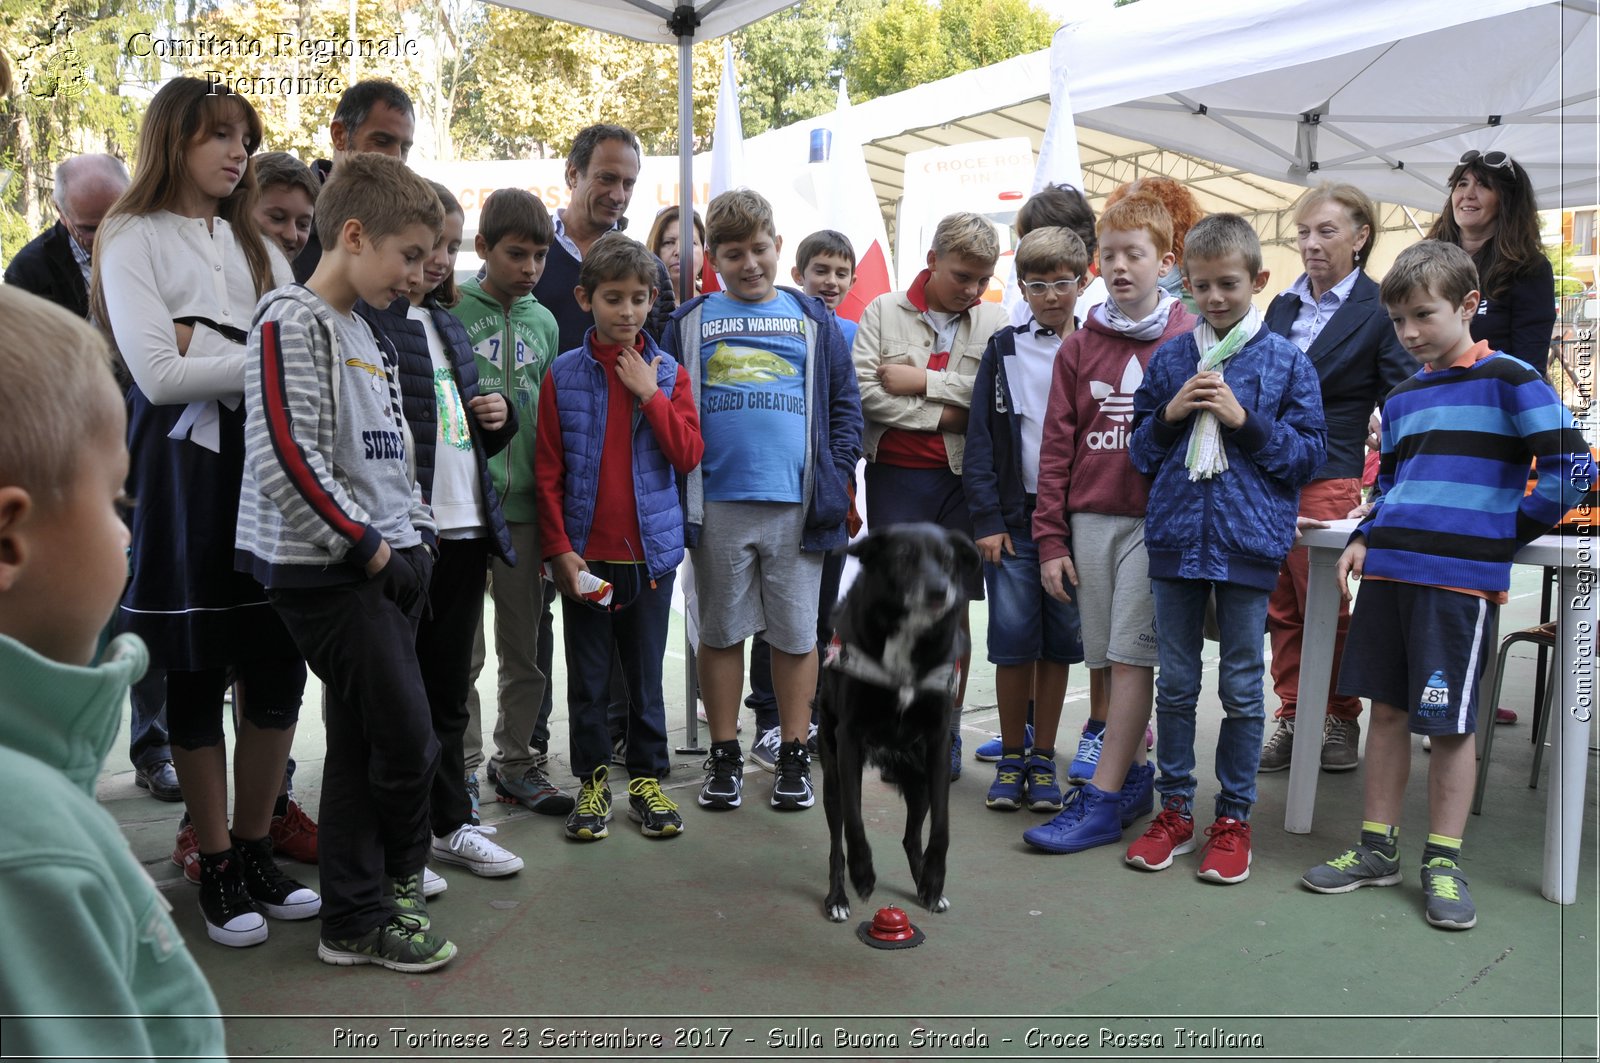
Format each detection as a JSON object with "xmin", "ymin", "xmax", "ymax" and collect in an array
[{"xmin": 663, "ymin": 189, "xmax": 862, "ymax": 816}]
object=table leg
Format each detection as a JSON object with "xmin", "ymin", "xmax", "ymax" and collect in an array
[
  {"xmin": 1544, "ymin": 563, "xmax": 1594, "ymax": 904},
  {"xmin": 1285, "ymin": 543, "xmax": 1341, "ymax": 833}
]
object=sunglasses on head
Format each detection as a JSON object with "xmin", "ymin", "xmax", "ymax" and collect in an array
[{"xmin": 1459, "ymin": 149, "xmax": 1514, "ymax": 171}]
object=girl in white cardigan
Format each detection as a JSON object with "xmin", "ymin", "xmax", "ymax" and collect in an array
[{"xmin": 90, "ymin": 78, "xmax": 318, "ymax": 949}]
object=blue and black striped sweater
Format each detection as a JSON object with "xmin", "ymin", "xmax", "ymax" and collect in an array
[{"xmin": 1356, "ymin": 351, "xmax": 1593, "ymax": 593}]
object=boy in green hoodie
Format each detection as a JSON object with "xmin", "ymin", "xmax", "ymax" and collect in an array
[
  {"xmin": 452, "ymin": 188, "xmax": 572, "ymax": 815},
  {"xmin": 0, "ymin": 286, "xmax": 227, "ymax": 1060}
]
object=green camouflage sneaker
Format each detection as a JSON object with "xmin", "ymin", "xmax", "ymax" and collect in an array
[
  {"xmin": 389, "ymin": 873, "xmax": 430, "ymax": 930},
  {"xmin": 318, "ymin": 915, "xmax": 456, "ymax": 972},
  {"xmin": 1421, "ymin": 860, "xmax": 1477, "ymax": 930},
  {"xmin": 1301, "ymin": 843, "xmax": 1402, "ymax": 894}
]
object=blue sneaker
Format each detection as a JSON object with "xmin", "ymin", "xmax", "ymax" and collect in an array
[
  {"xmin": 1118, "ymin": 762, "xmax": 1155, "ymax": 827},
  {"xmin": 985, "ymin": 756, "xmax": 1025, "ymax": 810},
  {"xmin": 975, "ymin": 724, "xmax": 1033, "ymax": 762},
  {"xmin": 1022, "ymin": 783, "xmax": 1123, "ymax": 853},
  {"xmin": 1067, "ymin": 726, "xmax": 1104, "ymax": 784},
  {"xmin": 1024, "ymin": 753, "xmax": 1063, "ymax": 812},
  {"xmin": 949, "ymin": 731, "xmax": 962, "ymax": 781}
]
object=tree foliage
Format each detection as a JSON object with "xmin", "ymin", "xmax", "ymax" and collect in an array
[
  {"xmin": 732, "ymin": 0, "xmax": 879, "ymax": 137},
  {"xmin": 846, "ymin": 0, "xmax": 1053, "ymax": 101}
]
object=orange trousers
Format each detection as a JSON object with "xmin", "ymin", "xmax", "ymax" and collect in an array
[{"xmin": 1268, "ymin": 477, "xmax": 1364, "ymax": 722}]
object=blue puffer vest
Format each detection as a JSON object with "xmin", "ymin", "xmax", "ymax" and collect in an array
[{"xmin": 550, "ymin": 329, "xmax": 684, "ymax": 580}]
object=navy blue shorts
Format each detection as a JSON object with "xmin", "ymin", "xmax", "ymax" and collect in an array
[
  {"xmin": 1337, "ymin": 579, "xmax": 1497, "ymax": 736},
  {"xmin": 983, "ymin": 532, "xmax": 1083, "ymax": 666},
  {"xmin": 864, "ymin": 462, "xmax": 984, "ymax": 600}
]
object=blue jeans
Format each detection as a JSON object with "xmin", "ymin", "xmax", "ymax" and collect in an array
[
  {"xmin": 1151, "ymin": 579, "xmax": 1270, "ymax": 822},
  {"xmin": 128, "ymin": 666, "xmax": 170, "ymax": 771}
]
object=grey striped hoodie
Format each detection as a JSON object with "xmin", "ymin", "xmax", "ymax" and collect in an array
[{"xmin": 235, "ymin": 284, "xmax": 435, "ymax": 588}]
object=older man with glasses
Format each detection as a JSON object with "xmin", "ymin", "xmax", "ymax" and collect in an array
[{"xmin": 5, "ymin": 153, "xmax": 128, "ymax": 319}]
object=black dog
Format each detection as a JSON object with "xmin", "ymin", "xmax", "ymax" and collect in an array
[{"xmin": 817, "ymin": 522, "xmax": 979, "ymax": 923}]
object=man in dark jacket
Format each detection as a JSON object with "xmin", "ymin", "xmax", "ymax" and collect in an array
[
  {"xmin": 291, "ymin": 80, "xmax": 416, "ymax": 282},
  {"xmin": 4, "ymin": 153, "xmax": 127, "ymax": 319}
]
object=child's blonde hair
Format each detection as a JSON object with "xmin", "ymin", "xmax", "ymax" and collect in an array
[
  {"xmin": 314, "ymin": 152, "xmax": 443, "ymax": 250},
  {"xmin": 1379, "ymin": 239, "xmax": 1479, "ymax": 309},
  {"xmin": 705, "ymin": 188, "xmax": 777, "ymax": 251},
  {"xmin": 1014, "ymin": 226, "xmax": 1088, "ymax": 280},
  {"xmin": 1181, "ymin": 213, "xmax": 1263, "ymax": 276},
  {"xmin": 931, "ymin": 212, "xmax": 999, "ymax": 265},
  {"xmin": 1096, "ymin": 193, "xmax": 1175, "ymax": 257},
  {"xmin": 0, "ymin": 288, "xmax": 121, "ymax": 501}
]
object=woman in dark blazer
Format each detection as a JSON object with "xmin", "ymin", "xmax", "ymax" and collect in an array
[{"xmin": 1258, "ymin": 183, "xmax": 1419, "ymax": 776}]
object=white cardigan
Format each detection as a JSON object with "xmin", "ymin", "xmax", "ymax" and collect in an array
[{"xmin": 97, "ymin": 211, "xmax": 291, "ymax": 449}]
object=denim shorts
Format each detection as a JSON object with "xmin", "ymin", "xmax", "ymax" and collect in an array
[
  {"xmin": 1338, "ymin": 579, "xmax": 1497, "ymax": 736},
  {"xmin": 983, "ymin": 533, "xmax": 1084, "ymax": 666}
]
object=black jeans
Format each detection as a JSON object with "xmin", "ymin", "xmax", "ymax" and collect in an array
[
  {"xmin": 418, "ymin": 537, "xmax": 490, "ymax": 837},
  {"xmin": 268, "ymin": 545, "xmax": 438, "ymax": 940},
  {"xmin": 562, "ymin": 563, "xmax": 674, "ymax": 780}
]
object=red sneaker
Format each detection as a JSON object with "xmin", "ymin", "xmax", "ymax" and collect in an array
[
  {"xmin": 1197, "ymin": 817, "xmax": 1252, "ymax": 884},
  {"xmin": 1124, "ymin": 799, "xmax": 1196, "ymax": 871},
  {"xmin": 269, "ymin": 798, "xmax": 319, "ymax": 864},
  {"xmin": 171, "ymin": 822, "xmax": 200, "ymax": 885}
]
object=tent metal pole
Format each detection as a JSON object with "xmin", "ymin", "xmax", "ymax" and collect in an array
[{"xmin": 673, "ymin": 17, "xmax": 706, "ymax": 756}]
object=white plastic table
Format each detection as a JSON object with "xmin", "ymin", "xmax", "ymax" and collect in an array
[{"xmin": 1286, "ymin": 518, "xmax": 1595, "ymax": 905}]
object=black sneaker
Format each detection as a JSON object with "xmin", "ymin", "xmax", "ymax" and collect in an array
[
  {"xmin": 233, "ymin": 834, "xmax": 322, "ymax": 920},
  {"xmin": 564, "ymin": 765, "xmax": 613, "ymax": 841},
  {"xmin": 771, "ymin": 740, "xmax": 816, "ymax": 811},
  {"xmin": 627, "ymin": 776, "xmax": 684, "ymax": 837},
  {"xmin": 198, "ymin": 850, "xmax": 267, "ymax": 948},
  {"xmin": 698, "ymin": 745, "xmax": 744, "ymax": 809}
]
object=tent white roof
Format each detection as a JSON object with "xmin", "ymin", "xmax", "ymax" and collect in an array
[
  {"xmin": 745, "ymin": 0, "xmax": 1596, "ymax": 235},
  {"xmin": 487, "ymin": 0, "xmax": 796, "ymax": 43}
]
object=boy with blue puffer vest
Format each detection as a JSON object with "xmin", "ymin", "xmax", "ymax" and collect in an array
[
  {"xmin": 664, "ymin": 188, "xmax": 862, "ymax": 816},
  {"xmin": 1124, "ymin": 214, "xmax": 1325, "ymax": 886},
  {"xmin": 963, "ymin": 226, "xmax": 1091, "ymax": 818},
  {"xmin": 451, "ymin": 189, "xmax": 573, "ymax": 818},
  {"xmin": 535, "ymin": 233, "xmax": 703, "ymax": 841}
]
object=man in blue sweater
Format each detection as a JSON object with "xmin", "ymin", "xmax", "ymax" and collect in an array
[{"xmin": 1302, "ymin": 240, "xmax": 1593, "ymax": 931}]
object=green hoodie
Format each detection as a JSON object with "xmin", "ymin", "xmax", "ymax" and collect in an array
[
  {"xmin": 0, "ymin": 633, "xmax": 227, "ymax": 1062},
  {"xmin": 450, "ymin": 279, "xmax": 559, "ymax": 523}
]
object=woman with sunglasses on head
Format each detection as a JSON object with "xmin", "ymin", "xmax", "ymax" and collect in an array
[
  {"xmin": 1257, "ymin": 183, "xmax": 1420, "ymax": 777},
  {"xmin": 1427, "ymin": 150, "xmax": 1556, "ymax": 373}
]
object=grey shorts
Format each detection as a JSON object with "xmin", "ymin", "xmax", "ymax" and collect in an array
[
  {"xmin": 1069, "ymin": 512, "xmax": 1159, "ymax": 669},
  {"xmin": 693, "ymin": 500, "xmax": 824, "ymax": 653}
]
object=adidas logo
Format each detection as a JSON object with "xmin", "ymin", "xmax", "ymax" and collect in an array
[{"xmin": 1086, "ymin": 358, "xmax": 1143, "ymax": 450}]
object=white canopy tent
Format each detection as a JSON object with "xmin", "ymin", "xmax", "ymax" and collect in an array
[{"xmin": 741, "ymin": 0, "xmax": 1595, "ymax": 261}]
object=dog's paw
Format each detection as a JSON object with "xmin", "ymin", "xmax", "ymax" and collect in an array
[
  {"xmin": 850, "ymin": 867, "xmax": 876, "ymax": 902},
  {"xmin": 917, "ymin": 885, "xmax": 950, "ymax": 913},
  {"xmin": 825, "ymin": 901, "xmax": 851, "ymax": 923},
  {"xmin": 928, "ymin": 894, "xmax": 950, "ymax": 913}
]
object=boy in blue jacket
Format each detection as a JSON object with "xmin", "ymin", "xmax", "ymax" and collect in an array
[
  {"xmin": 1126, "ymin": 214, "xmax": 1326, "ymax": 885},
  {"xmin": 1301, "ymin": 240, "xmax": 1592, "ymax": 930},
  {"xmin": 664, "ymin": 189, "xmax": 863, "ymax": 814}
]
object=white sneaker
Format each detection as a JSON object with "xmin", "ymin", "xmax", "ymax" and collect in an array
[
  {"xmin": 697, "ymin": 702, "xmax": 742, "ymax": 732},
  {"xmin": 422, "ymin": 867, "xmax": 448, "ymax": 897},
  {"xmin": 430, "ymin": 824, "xmax": 524, "ymax": 877},
  {"xmin": 749, "ymin": 726, "xmax": 782, "ymax": 773}
]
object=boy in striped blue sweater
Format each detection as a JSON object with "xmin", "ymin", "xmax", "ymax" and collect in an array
[{"xmin": 1301, "ymin": 240, "xmax": 1593, "ymax": 930}]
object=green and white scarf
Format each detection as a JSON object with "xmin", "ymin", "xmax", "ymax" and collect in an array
[{"xmin": 1185, "ymin": 305, "xmax": 1262, "ymax": 480}]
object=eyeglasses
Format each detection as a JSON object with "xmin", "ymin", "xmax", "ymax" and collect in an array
[
  {"xmin": 1459, "ymin": 149, "xmax": 1514, "ymax": 171},
  {"xmin": 1021, "ymin": 278, "xmax": 1080, "ymax": 296}
]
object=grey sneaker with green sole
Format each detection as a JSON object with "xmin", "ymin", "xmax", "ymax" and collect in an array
[
  {"xmin": 318, "ymin": 915, "xmax": 456, "ymax": 972},
  {"xmin": 1421, "ymin": 860, "xmax": 1477, "ymax": 930},
  {"xmin": 1302, "ymin": 843, "xmax": 1402, "ymax": 893}
]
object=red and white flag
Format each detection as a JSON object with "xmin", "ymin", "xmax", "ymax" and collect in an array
[{"xmin": 818, "ymin": 81, "xmax": 892, "ymax": 321}]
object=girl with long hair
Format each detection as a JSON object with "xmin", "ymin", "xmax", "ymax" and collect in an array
[{"xmin": 91, "ymin": 77, "xmax": 318, "ymax": 949}]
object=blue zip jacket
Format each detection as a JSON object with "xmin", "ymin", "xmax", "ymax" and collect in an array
[
  {"xmin": 355, "ymin": 296, "xmax": 517, "ymax": 564},
  {"xmin": 1128, "ymin": 325, "xmax": 1326, "ymax": 591},
  {"xmin": 548, "ymin": 329, "xmax": 686, "ymax": 581},
  {"xmin": 964, "ymin": 325, "xmax": 1034, "ymax": 539},
  {"xmin": 663, "ymin": 286, "xmax": 863, "ymax": 552}
]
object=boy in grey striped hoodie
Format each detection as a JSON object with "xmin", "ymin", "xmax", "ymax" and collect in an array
[{"xmin": 236, "ymin": 153, "xmax": 456, "ymax": 973}]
